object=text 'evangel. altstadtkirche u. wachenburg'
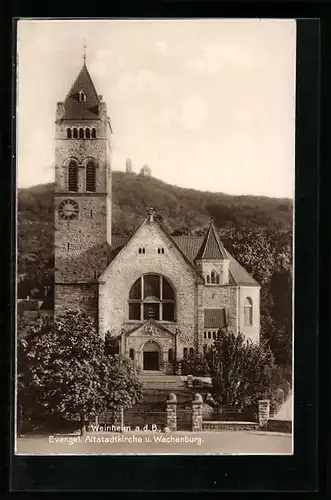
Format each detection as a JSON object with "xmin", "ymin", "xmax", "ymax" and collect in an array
[{"xmin": 54, "ymin": 58, "xmax": 260, "ymax": 375}]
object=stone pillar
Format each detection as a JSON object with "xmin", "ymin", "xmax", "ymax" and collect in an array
[
  {"xmin": 120, "ymin": 330, "xmax": 126, "ymax": 355},
  {"xmin": 166, "ymin": 393, "xmax": 177, "ymax": 431},
  {"xmin": 258, "ymin": 399, "xmax": 270, "ymax": 428},
  {"xmin": 176, "ymin": 361, "xmax": 182, "ymax": 376},
  {"xmin": 192, "ymin": 393, "xmax": 203, "ymax": 432},
  {"xmin": 197, "ymin": 284, "xmax": 205, "ymax": 355}
]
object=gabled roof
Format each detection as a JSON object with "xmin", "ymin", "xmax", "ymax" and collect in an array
[
  {"xmin": 63, "ymin": 63, "xmax": 101, "ymax": 120},
  {"xmin": 106, "ymin": 211, "xmax": 259, "ymax": 287},
  {"xmin": 102, "ymin": 209, "xmax": 204, "ymax": 283},
  {"xmin": 125, "ymin": 319, "xmax": 176, "ymax": 337},
  {"xmin": 195, "ymin": 220, "xmax": 228, "ymax": 260}
]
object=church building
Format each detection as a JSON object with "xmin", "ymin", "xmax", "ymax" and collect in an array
[{"xmin": 54, "ymin": 59, "xmax": 260, "ymax": 374}]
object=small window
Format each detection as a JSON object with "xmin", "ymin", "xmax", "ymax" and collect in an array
[
  {"xmin": 206, "ymin": 275, "xmax": 210, "ymax": 284},
  {"xmin": 189, "ymin": 347, "xmax": 194, "ymax": 356},
  {"xmin": 86, "ymin": 162, "xmax": 96, "ymax": 192},
  {"xmin": 212, "ymin": 293, "xmax": 215, "ymax": 299},
  {"xmin": 66, "ymin": 128, "xmax": 72, "ymax": 139},
  {"xmin": 91, "ymin": 128, "xmax": 96, "ymax": 139},
  {"xmin": 204, "ymin": 332, "xmax": 207, "ymax": 339},
  {"xmin": 129, "ymin": 348, "xmax": 135, "ymax": 360},
  {"xmin": 211, "ymin": 270, "xmax": 220, "ymax": 284},
  {"xmin": 90, "ymin": 210, "xmax": 93, "ymax": 218},
  {"xmin": 213, "ymin": 331, "xmax": 216, "ymax": 339},
  {"xmin": 183, "ymin": 347, "xmax": 188, "ymax": 358},
  {"xmin": 85, "ymin": 128, "xmax": 91, "ymax": 139},
  {"xmin": 79, "ymin": 90, "xmax": 86, "ymax": 102},
  {"xmin": 73, "ymin": 128, "xmax": 78, "ymax": 139},
  {"xmin": 244, "ymin": 297, "xmax": 253, "ymax": 326},
  {"xmin": 168, "ymin": 348, "xmax": 173, "ymax": 363},
  {"xmin": 68, "ymin": 161, "xmax": 78, "ymax": 192},
  {"xmin": 67, "ymin": 242, "xmax": 70, "ymax": 250},
  {"xmin": 208, "ymin": 331, "xmax": 211, "ymax": 339},
  {"xmin": 79, "ymin": 128, "xmax": 84, "ymax": 139}
]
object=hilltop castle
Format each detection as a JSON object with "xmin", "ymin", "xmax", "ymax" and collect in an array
[{"xmin": 54, "ymin": 59, "xmax": 260, "ymax": 374}]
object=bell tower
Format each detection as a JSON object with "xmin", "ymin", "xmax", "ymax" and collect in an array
[{"xmin": 54, "ymin": 53, "xmax": 112, "ymax": 318}]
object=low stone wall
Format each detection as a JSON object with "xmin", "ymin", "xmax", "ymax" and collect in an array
[
  {"xmin": 267, "ymin": 419, "xmax": 292, "ymax": 434},
  {"xmin": 202, "ymin": 421, "xmax": 258, "ymax": 432}
]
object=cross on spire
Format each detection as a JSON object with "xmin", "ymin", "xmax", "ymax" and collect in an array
[{"xmin": 83, "ymin": 39, "xmax": 87, "ymax": 64}]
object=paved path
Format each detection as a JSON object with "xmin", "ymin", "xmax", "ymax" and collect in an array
[{"xmin": 16, "ymin": 430, "xmax": 292, "ymax": 455}]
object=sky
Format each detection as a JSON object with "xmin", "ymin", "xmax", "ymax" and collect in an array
[{"xmin": 17, "ymin": 19, "xmax": 296, "ymax": 198}]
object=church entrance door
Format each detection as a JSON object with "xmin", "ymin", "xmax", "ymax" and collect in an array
[{"xmin": 142, "ymin": 341, "xmax": 160, "ymax": 371}]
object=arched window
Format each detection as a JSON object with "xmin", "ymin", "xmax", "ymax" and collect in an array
[
  {"xmin": 79, "ymin": 90, "xmax": 86, "ymax": 102},
  {"xmin": 91, "ymin": 128, "xmax": 96, "ymax": 139},
  {"xmin": 189, "ymin": 347, "xmax": 194, "ymax": 356},
  {"xmin": 73, "ymin": 128, "xmax": 78, "ymax": 139},
  {"xmin": 68, "ymin": 161, "xmax": 78, "ymax": 192},
  {"xmin": 183, "ymin": 348, "xmax": 188, "ymax": 358},
  {"xmin": 129, "ymin": 348, "xmax": 135, "ymax": 360},
  {"xmin": 128, "ymin": 274, "xmax": 175, "ymax": 322},
  {"xmin": 244, "ymin": 297, "xmax": 253, "ymax": 326},
  {"xmin": 66, "ymin": 128, "xmax": 72, "ymax": 139},
  {"xmin": 206, "ymin": 275, "xmax": 210, "ymax": 284},
  {"xmin": 79, "ymin": 128, "xmax": 84, "ymax": 139},
  {"xmin": 168, "ymin": 348, "xmax": 173, "ymax": 362},
  {"xmin": 211, "ymin": 270, "xmax": 220, "ymax": 284},
  {"xmin": 85, "ymin": 128, "xmax": 91, "ymax": 139},
  {"xmin": 86, "ymin": 161, "xmax": 96, "ymax": 192}
]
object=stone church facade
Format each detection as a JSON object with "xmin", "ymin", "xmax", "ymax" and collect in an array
[{"xmin": 54, "ymin": 60, "xmax": 260, "ymax": 374}]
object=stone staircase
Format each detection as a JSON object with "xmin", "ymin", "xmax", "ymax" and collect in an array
[
  {"xmin": 99, "ymin": 375, "xmax": 207, "ymax": 430},
  {"xmin": 138, "ymin": 373, "xmax": 186, "ymax": 391}
]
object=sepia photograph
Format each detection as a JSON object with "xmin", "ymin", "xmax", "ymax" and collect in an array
[{"xmin": 15, "ymin": 18, "xmax": 295, "ymax": 455}]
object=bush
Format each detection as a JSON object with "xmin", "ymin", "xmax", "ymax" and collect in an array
[{"xmin": 180, "ymin": 354, "xmax": 210, "ymax": 377}]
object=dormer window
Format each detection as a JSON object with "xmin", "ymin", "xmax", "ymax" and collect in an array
[{"xmin": 79, "ymin": 90, "xmax": 86, "ymax": 102}]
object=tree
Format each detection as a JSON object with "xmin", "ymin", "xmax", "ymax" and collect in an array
[
  {"xmin": 18, "ymin": 310, "xmax": 142, "ymax": 435},
  {"xmin": 206, "ymin": 328, "xmax": 279, "ymax": 412},
  {"xmin": 180, "ymin": 353, "xmax": 209, "ymax": 376}
]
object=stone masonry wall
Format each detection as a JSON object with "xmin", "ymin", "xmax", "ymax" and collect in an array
[
  {"xmin": 99, "ymin": 219, "xmax": 200, "ymax": 353},
  {"xmin": 54, "ymin": 284, "xmax": 98, "ymax": 319},
  {"xmin": 55, "ymin": 196, "xmax": 110, "ymax": 282},
  {"xmin": 202, "ymin": 285, "xmax": 238, "ymax": 332}
]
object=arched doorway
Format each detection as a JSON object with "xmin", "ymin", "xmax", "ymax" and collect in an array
[{"xmin": 143, "ymin": 341, "xmax": 161, "ymax": 371}]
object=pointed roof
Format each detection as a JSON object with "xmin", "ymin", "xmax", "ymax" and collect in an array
[
  {"xmin": 195, "ymin": 220, "xmax": 228, "ymax": 260},
  {"xmin": 62, "ymin": 62, "xmax": 101, "ymax": 120}
]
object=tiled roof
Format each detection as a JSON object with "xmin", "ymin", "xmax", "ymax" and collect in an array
[
  {"xmin": 173, "ymin": 236, "xmax": 259, "ymax": 287},
  {"xmin": 204, "ymin": 308, "xmax": 226, "ymax": 328},
  {"xmin": 63, "ymin": 63, "xmax": 101, "ymax": 120},
  {"xmin": 195, "ymin": 221, "xmax": 228, "ymax": 260},
  {"xmin": 109, "ymin": 231, "xmax": 259, "ymax": 287}
]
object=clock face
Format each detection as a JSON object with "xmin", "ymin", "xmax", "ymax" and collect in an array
[{"xmin": 58, "ymin": 199, "xmax": 79, "ymax": 220}]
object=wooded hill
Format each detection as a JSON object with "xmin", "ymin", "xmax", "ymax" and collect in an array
[{"xmin": 17, "ymin": 172, "xmax": 293, "ymax": 367}]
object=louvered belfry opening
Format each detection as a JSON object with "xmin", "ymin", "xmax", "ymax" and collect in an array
[
  {"xmin": 86, "ymin": 162, "xmax": 96, "ymax": 192},
  {"xmin": 68, "ymin": 161, "xmax": 78, "ymax": 192}
]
